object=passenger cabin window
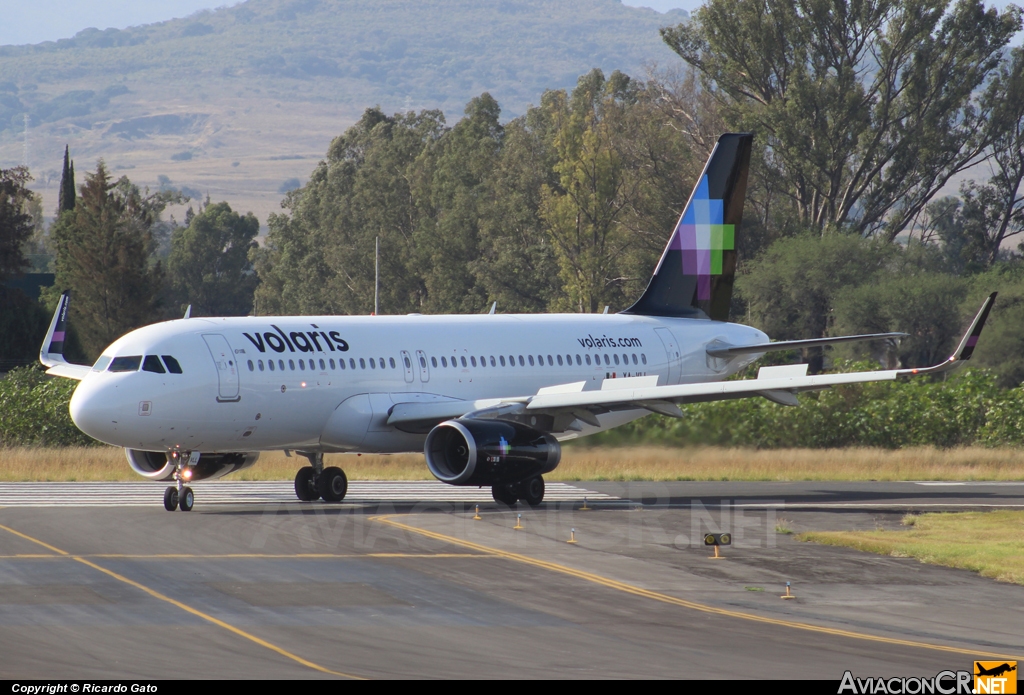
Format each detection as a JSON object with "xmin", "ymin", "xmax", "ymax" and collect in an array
[
  {"xmin": 390, "ymin": 357, "xmax": 396, "ymax": 369},
  {"xmin": 109, "ymin": 356, "xmax": 142, "ymax": 372},
  {"xmin": 160, "ymin": 356, "xmax": 182, "ymax": 373},
  {"xmin": 247, "ymin": 360, "xmax": 254, "ymax": 372},
  {"xmin": 142, "ymin": 355, "xmax": 166, "ymax": 374},
  {"xmin": 92, "ymin": 356, "xmax": 112, "ymax": 372}
]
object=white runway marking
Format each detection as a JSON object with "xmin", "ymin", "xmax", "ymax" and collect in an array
[
  {"xmin": 913, "ymin": 482, "xmax": 1024, "ymax": 486},
  {"xmin": 0, "ymin": 481, "xmax": 617, "ymax": 507}
]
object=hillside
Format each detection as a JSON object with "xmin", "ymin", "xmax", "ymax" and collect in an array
[{"xmin": 0, "ymin": 0, "xmax": 687, "ymax": 224}]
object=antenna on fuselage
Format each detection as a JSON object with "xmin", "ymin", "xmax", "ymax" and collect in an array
[
  {"xmin": 374, "ymin": 235, "xmax": 379, "ymax": 316},
  {"xmin": 183, "ymin": 305, "xmax": 192, "ymax": 319},
  {"xmin": 489, "ymin": 302, "xmax": 496, "ymax": 315}
]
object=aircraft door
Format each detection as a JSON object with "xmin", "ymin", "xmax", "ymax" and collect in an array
[
  {"xmin": 654, "ymin": 327, "xmax": 681, "ymax": 385},
  {"xmin": 400, "ymin": 350, "xmax": 414, "ymax": 383},
  {"xmin": 415, "ymin": 350, "xmax": 430, "ymax": 383},
  {"xmin": 202, "ymin": 334, "xmax": 240, "ymax": 401}
]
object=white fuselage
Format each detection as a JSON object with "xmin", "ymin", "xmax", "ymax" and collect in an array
[{"xmin": 68, "ymin": 312, "xmax": 767, "ymax": 454}]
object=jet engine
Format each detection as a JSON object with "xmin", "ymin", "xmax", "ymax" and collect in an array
[
  {"xmin": 424, "ymin": 419, "xmax": 560, "ymax": 486},
  {"xmin": 125, "ymin": 449, "xmax": 260, "ymax": 481}
]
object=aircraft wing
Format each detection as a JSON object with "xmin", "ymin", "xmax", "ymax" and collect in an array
[
  {"xmin": 530, "ymin": 292, "xmax": 995, "ymax": 415},
  {"xmin": 39, "ymin": 291, "xmax": 90, "ymax": 381},
  {"xmin": 387, "ymin": 293, "xmax": 996, "ymax": 432}
]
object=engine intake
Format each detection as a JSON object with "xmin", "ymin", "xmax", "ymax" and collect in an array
[
  {"xmin": 125, "ymin": 449, "xmax": 260, "ymax": 481},
  {"xmin": 424, "ymin": 419, "xmax": 560, "ymax": 486}
]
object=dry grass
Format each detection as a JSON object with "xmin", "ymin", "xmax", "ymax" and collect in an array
[
  {"xmin": 799, "ymin": 511, "xmax": 1024, "ymax": 585},
  {"xmin": 1, "ymin": 445, "xmax": 1023, "ymax": 482}
]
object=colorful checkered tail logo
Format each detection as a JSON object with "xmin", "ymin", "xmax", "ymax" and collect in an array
[{"xmin": 623, "ymin": 133, "xmax": 753, "ymax": 322}]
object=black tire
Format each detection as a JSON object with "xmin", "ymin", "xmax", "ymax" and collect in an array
[
  {"xmin": 319, "ymin": 466, "xmax": 348, "ymax": 502},
  {"xmin": 491, "ymin": 483, "xmax": 518, "ymax": 507},
  {"xmin": 179, "ymin": 486, "xmax": 194, "ymax": 512},
  {"xmin": 163, "ymin": 487, "xmax": 178, "ymax": 512},
  {"xmin": 294, "ymin": 466, "xmax": 319, "ymax": 501},
  {"xmin": 519, "ymin": 475, "xmax": 545, "ymax": 507}
]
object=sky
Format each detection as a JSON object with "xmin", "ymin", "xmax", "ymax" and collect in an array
[{"xmin": 0, "ymin": 1, "xmax": 697, "ymax": 46}]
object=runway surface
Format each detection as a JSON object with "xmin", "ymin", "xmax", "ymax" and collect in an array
[
  {"xmin": 0, "ymin": 480, "xmax": 616, "ymax": 506},
  {"xmin": 0, "ymin": 480, "xmax": 1022, "ymax": 679}
]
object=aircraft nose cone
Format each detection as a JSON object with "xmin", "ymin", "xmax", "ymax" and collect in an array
[{"xmin": 69, "ymin": 379, "xmax": 120, "ymax": 445}]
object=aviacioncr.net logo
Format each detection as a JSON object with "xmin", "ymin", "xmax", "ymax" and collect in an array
[{"xmin": 838, "ymin": 670, "xmax": 973, "ymax": 694}]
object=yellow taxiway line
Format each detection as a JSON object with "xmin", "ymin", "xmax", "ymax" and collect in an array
[
  {"xmin": 0, "ymin": 523, "xmax": 364, "ymax": 679},
  {"xmin": 371, "ymin": 514, "xmax": 1024, "ymax": 661}
]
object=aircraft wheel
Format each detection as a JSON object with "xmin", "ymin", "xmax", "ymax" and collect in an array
[
  {"xmin": 294, "ymin": 466, "xmax": 319, "ymax": 501},
  {"xmin": 163, "ymin": 487, "xmax": 178, "ymax": 511},
  {"xmin": 179, "ymin": 487, "xmax": 194, "ymax": 512},
  {"xmin": 519, "ymin": 475, "xmax": 545, "ymax": 507},
  {"xmin": 491, "ymin": 484, "xmax": 518, "ymax": 507},
  {"xmin": 319, "ymin": 467, "xmax": 348, "ymax": 502}
]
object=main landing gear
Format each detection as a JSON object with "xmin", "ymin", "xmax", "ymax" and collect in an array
[
  {"xmin": 294, "ymin": 452, "xmax": 348, "ymax": 503},
  {"xmin": 163, "ymin": 451, "xmax": 194, "ymax": 512},
  {"xmin": 491, "ymin": 475, "xmax": 545, "ymax": 507}
]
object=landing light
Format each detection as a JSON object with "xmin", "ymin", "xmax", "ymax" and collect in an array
[
  {"xmin": 301, "ymin": 382, "xmax": 307, "ymax": 388},
  {"xmin": 182, "ymin": 468, "xmax": 193, "ymax": 480}
]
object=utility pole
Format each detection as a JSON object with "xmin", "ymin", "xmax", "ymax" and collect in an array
[
  {"xmin": 374, "ymin": 236, "xmax": 380, "ymax": 316},
  {"xmin": 22, "ymin": 114, "xmax": 29, "ymax": 168}
]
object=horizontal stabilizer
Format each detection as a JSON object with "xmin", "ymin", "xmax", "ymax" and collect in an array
[{"xmin": 707, "ymin": 332, "xmax": 908, "ymax": 358}]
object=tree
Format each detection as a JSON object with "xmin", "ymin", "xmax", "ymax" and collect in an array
[
  {"xmin": 540, "ymin": 70, "xmax": 636, "ymax": 313},
  {"xmin": 411, "ymin": 94, "xmax": 503, "ymax": 314},
  {"xmin": 0, "ymin": 166, "xmax": 34, "ymax": 284},
  {"xmin": 254, "ymin": 107, "xmax": 447, "ymax": 316},
  {"xmin": 917, "ymin": 48, "xmax": 1024, "ymax": 270},
  {"xmin": 57, "ymin": 145, "xmax": 75, "ymax": 214},
  {"xmin": 49, "ymin": 162, "xmax": 174, "ymax": 359},
  {"xmin": 167, "ymin": 201, "xmax": 260, "ymax": 317},
  {"xmin": 736, "ymin": 234, "xmax": 896, "ymax": 371},
  {"xmin": 832, "ymin": 271, "xmax": 970, "ymax": 368},
  {"xmin": 662, "ymin": 0, "xmax": 1023, "ymax": 239}
]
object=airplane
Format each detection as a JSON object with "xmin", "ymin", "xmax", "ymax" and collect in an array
[{"xmin": 38, "ymin": 133, "xmax": 996, "ymax": 512}]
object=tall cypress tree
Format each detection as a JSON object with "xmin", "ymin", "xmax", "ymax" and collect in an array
[
  {"xmin": 50, "ymin": 162, "xmax": 164, "ymax": 358},
  {"xmin": 57, "ymin": 145, "xmax": 75, "ymax": 214}
]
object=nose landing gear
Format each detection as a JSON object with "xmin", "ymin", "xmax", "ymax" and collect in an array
[
  {"xmin": 163, "ymin": 451, "xmax": 195, "ymax": 512},
  {"xmin": 294, "ymin": 452, "xmax": 348, "ymax": 503}
]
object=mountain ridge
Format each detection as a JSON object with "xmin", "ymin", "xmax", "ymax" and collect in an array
[{"xmin": 0, "ymin": 0, "xmax": 688, "ymax": 224}]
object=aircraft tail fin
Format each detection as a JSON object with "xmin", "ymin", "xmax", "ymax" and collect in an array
[{"xmin": 622, "ymin": 132, "xmax": 753, "ymax": 321}]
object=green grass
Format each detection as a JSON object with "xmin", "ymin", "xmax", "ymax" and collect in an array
[{"xmin": 798, "ymin": 511, "xmax": 1024, "ymax": 585}]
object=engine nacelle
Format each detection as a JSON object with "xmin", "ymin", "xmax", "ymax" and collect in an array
[
  {"xmin": 125, "ymin": 449, "xmax": 260, "ymax": 481},
  {"xmin": 424, "ymin": 419, "xmax": 560, "ymax": 486}
]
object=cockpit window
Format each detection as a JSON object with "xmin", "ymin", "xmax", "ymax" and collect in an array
[
  {"xmin": 92, "ymin": 356, "xmax": 112, "ymax": 372},
  {"xmin": 161, "ymin": 356, "xmax": 183, "ymax": 374},
  {"xmin": 142, "ymin": 355, "xmax": 166, "ymax": 374},
  {"xmin": 108, "ymin": 356, "xmax": 142, "ymax": 372}
]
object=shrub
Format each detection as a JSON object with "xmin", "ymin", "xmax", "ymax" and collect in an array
[{"xmin": 0, "ymin": 366, "xmax": 95, "ymax": 447}]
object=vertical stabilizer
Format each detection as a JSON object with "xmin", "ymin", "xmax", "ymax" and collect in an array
[{"xmin": 623, "ymin": 133, "xmax": 752, "ymax": 321}]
